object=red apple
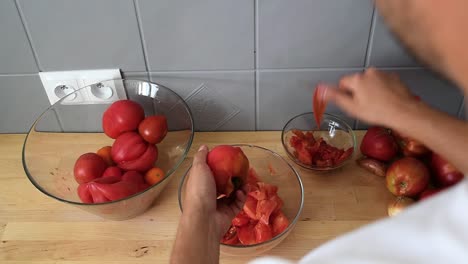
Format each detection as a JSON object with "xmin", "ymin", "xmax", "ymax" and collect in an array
[
  {"xmin": 386, "ymin": 157, "xmax": 430, "ymax": 197},
  {"xmin": 207, "ymin": 145, "xmax": 250, "ymax": 198},
  {"xmin": 360, "ymin": 126, "xmax": 398, "ymax": 162},
  {"xmin": 419, "ymin": 188, "xmax": 443, "ymax": 201},
  {"xmin": 388, "ymin": 196, "xmax": 415, "ymax": 217},
  {"xmin": 431, "ymin": 153, "xmax": 464, "ymax": 187}
]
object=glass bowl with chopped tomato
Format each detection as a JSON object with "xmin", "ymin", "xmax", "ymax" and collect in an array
[
  {"xmin": 178, "ymin": 145, "xmax": 304, "ymax": 256},
  {"xmin": 282, "ymin": 112, "xmax": 357, "ymax": 171},
  {"xmin": 22, "ymin": 79, "xmax": 194, "ymax": 220}
]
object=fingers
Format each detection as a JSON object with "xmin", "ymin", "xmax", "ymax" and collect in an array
[
  {"xmin": 233, "ymin": 190, "xmax": 246, "ymax": 212},
  {"xmin": 193, "ymin": 145, "xmax": 209, "ymax": 166}
]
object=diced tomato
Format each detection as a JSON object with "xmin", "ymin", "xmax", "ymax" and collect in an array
[
  {"xmin": 335, "ymin": 147, "xmax": 353, "ymax": 165},
  {"xmin": 296, "ymin": 147, "xmax": 313, "ymax": 165},
  {"xmin": 304, "ymin": 132, "xmax": 316, "ymax": 143},
  {"xmin": 248, "ymin": 189, "xmax": 267, "ymax": 200},
  {"xmin": 221, "ymin": 226, "xmax": 239, "ymax": 245},
  {"xmin": 272, "ymin": 211, "xmax": 290, "ymax": 236},
  {"xmin": 237, "ymin": 223, "xmax": 256, "ymax": 245},
  {"xmin": 245, "ymin": 182, "xmax": 259, "ymax": 193},
  {"xmin": 257, "ymin": 182, "xmax": 278, "ymax": 198},
  {"xmin": 256, "ymin": 199, "xmax": 278, "ymax": 225},
  {"xmin": 243, "ymin": 195, "xmax": 258, "ymax": 220},
  {"xmin": 232, "ymin": 210, "xmax": 250, "ymax": 227},
  {"xmin": 289, "ymin": 136, "xmax": 303, "ymax": 150},
  {"xmin": 292, "ymin": 129, "xmax": 306, "ymax": 139},
  {"xmin": 254, "ymin": 221, "xmax": 273, "ymax": 243},
  {"xmin": 269, "ymin": 195, "xmax": 284, "ymax": 213}
]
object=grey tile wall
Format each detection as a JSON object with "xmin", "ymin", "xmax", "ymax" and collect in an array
[{"xmin": 0, "ymin": 0, "xmax": 465, "ymax": 133}]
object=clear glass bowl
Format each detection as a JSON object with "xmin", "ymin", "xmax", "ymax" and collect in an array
[
  {"xmin": 282, "ymin": 112, "xmax": 357, "ymax": 171},
  {"xmin": 22, "ymin": 79, "xmax": 194, "ymax": 220},
  {"xmin": 178, "ymin": 145, "xmax": 304, "ymax": 256}
]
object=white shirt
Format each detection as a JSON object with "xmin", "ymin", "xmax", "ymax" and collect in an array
[{"xmin": 251, "ymin": 179, "xmax": 468, "ymax": 264}]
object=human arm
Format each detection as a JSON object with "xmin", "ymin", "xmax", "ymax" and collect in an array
[
  {"xmin": 326, "ymin": 68, "xmax": 468, "ymax": 173},
  {"xmin": 170, "ymin": 145, "xmax": 245, "ymax": 264}
]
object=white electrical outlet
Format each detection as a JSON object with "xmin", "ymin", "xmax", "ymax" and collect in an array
[{"xmin": 39, "ymin": 69, "xmax": 126, "ymax": 105}]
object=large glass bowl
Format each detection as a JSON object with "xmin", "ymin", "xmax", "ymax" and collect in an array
[
  {"xmin": 282, "ymin": 112, "xmax": 357, "ymax": 171},
  {"xmin": 22, "ymin": 79, "xmax": 194, "ymax": 220},
  {"xmin": 178, "ymin": 145, "xmax": 304, "ymax": 256}
]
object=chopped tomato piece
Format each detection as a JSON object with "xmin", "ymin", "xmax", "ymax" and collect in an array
[
  {"xmin": 243, "ymin": 195, "xmax": 258, "ymax": 220},
  {"xmin": 254, "ymin": 221, "xmax": 273, "ymax": 243},
  {"xmin": 269, "ymin": 195, "xmax": 284, "ymax": 213},
  {"xmin": 256, "ymin": 199, "xmax": 278, "ymax": 225},
  {"xmin": 272, "ymin": 211, "xmax": 290, "ymax": 236},
  {"xmin": 248, "ymin": 189, "xmax": 267, "ymax": 200},
  {"xmin": 257, "ymin": 182, "xmax": 278, "ymax": 198},
  {"xmin": 232, "ymin": 210, "xmax": 250, "ymax": 227},
  {"xmin": 221, "ymin": 226, "xmax": 239, "ymax": 245},
  {"xmin": 237, "ymin": 223, "xmax": 256, "ymax": 245}
]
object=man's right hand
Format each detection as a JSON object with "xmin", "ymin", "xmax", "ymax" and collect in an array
[{"xmin": 325, "ymin": 68, "xmax": 418, "ymax": 128}]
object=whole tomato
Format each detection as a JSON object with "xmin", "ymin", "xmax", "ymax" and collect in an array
[
  {"xmin": 97, "ymin": 146, "xmax": 114, "ymax": 166},
  {"xmin": 138, "ymin": 115, "xmax": 168, "ymax": 144},
  {"xmin": 111, "ymin": 132, "xmax": 158, "ymax": 172},
  {"xmin": 74, "ymin": 153, "xmax": 108, "ymax": 184},
  {"xmin": 102, "ymin": 100, "xmax": 145, "ymax": 139},
  {"xmin": 360, "ymin": 126, "xmax": 398, "ymax": 162}
]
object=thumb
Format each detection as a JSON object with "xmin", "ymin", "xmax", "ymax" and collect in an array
[
  {"xmin": 326, "ymin": 89, "xmax": 357, "ymax": 117},
  {"xmin": 193, "ymin": 145, "xmax": 209, "ymax": 166}
]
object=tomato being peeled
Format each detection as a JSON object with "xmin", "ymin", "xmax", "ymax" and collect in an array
[
  {"xmin": 74, "ymin": 153, "xmax": 108, "ymax": 184},
  {"xmin": 138, "ymin": 115, "xmax": 168, "ymax": 144},
  {"xmin": 102, "ymin": 100, "xmax": 144, "ymax": 139}
]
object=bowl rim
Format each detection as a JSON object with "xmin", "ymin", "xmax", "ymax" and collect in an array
[
  {"xmin": 281, "ymin": 112, "xmax": 357, "ymax": 171},
  {"xmin": 22, "ymin": 78, "xmax": 195, "ymax": 206},
  {"xmin": 177, "ymin": 144, "xmax": 305, "ymax": 248}
]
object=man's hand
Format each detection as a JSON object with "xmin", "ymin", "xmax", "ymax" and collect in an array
[
  {"xmin": 326, "ymin": 68, "xmax": 416, "ymax": 127},
  {"xmin": 183, "ymin": 145, "xmax": 246, "ymax": 238}
]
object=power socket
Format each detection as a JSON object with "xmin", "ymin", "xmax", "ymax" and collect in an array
[{"xmin": 39, "ymin": 69, "xmax": 126, "ymax": 105}]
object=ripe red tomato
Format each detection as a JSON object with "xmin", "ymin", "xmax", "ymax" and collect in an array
[
  {"xmin": 254, "ymin": 222, "xmax": 273, "ymax": 243},
  {"xmin": 77, "ymin": 184, "xmax": 93, "ymax": 203},
  {"xmin": 97, "ymin": 146, "xmax": 114, "ymax": 166},
  {"xmin": 102, "ymin": 100, "xmax": 144, "ymax": 139},
  {"xmin": 237, "ymin": 223, "xmax": 256, "ymax": 245},
  {"xmin": 74, "ymin": 153, "xmax": 108, "ymax": 184},
  {"xmin": 102, "ymin": 166, "xmax": 122, "ymax": 178},
  {"xmin": 111, "ymin": 132, "xmax": 158, "ymax": 172},
  {"xmin": 138, "ymin": 115, "xmax": 168, "ymax": 144},
  {"xmin": 144, "ymin": 167, "xmax": 165, "ymax": 185}
]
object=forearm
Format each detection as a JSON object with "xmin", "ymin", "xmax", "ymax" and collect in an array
[
  {"xmin": 170, "ymin": 207, "xmax": 220, "ymax": 264},
  {"xmin": 386, "ymin": 102, "xmax": 468, "ymax": 173}
]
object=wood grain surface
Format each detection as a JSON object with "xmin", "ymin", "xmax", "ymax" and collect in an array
[{"xmin": 0, "ymin": 131, "xmax": 394, "ymax": 263}]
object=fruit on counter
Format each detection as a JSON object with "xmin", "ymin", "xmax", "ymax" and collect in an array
[
  {"xmin": 102, "ymin": 100, "xmax": 145, "ymax": 139},
  {"xmin": 289, "ymin": 130, "xmax": 353, "ymax": 167},
  {"xmin": 393, "ymin": 130, "xmax": 430, "ymax": 157},
  {"xmin": 431, "ymin": 152, "xmax": 464, "ymax": 187},
  {"xmin": 138, "ymin": 115, "xmax": 168, "ymax": 144},
  {"xmin": 74, "ymin": 153, "xmax": 108, "ymax": 184},
  {"xmin": 360, "ymin": 126, "xmax": 398, "ymax": 162},
  {"xmin": 111, "ymin": 132, "xmax": 158, "ymax": 172},
  {"xmin": 207, "ymin": 145, "xmax": 250, "ymax": 199},
  {"xmin": 221, "ymin": 169, "xmax": 290, "ymax": 246},
  {"xmin": 356, "ymin": 157, "xmax": 387, "ymax": 177},
  {"xmin": 144, "ymin": 167, "xmax": 165, "ymax": 185},
  {"xmin": 419, "ymin": 188, "xmax": 443, "ymax": 201},
  {"xmin": 386, "ymin": 157, "xmax": 430, "ymax": 197},
  {"xmin": 313, "ymin": 83, "xmax": 328, "ymax": 127},
  {"xmin": 97, "ymin": 146, "xmax": 114, "ymax": 166},
  {"xmin": 388, "ymin": 196, "xmax": 415, "ymax": 217}
]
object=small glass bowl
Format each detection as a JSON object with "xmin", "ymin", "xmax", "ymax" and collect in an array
[
  {"xmin": 282, "ymin": 112, "xmax": 357, "ymax": 171},
  {"xmin": 178, "ymin": 144, "xmax": 304, "ymax": 256},
  {"xmin": 22, "ymin": 79, "xmax": 194, "ymax": 220}
]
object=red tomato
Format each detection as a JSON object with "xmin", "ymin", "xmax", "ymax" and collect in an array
[
  {"xmin": 243, "ymin": 195, "xmax": 258, "ymax": 220},
  {"xmin": 97, "ymin": 146, "xmax": 114, "ymax": 166},
  {"xmin": 74, "ymin": 153, "xmax": 108, "ymax": 184},
  {"xmin": 248, "ymin": 189, "xmax": 267, "ymax": 200},
  {"xmin": 88, "ymin": 180, "xmax": 141, "ymax": 202},
  {"xmin": 145, "ymin": 167, "xmax": 165, "ymax": 185},
  {"xmin": 232, "ymin": 210, "xmax": 250, "ymax": 227},
  {"xmin": 77, "ymin": 184, "xmax": 93, "ymax": 203},
  {"xmin": 111, "ymin": 132, "xmax": 158, "ymax": 172},
  {"xmin": 237, "ymin": 223, "xmax": 256, "ymax": 245},
  {"xmin": 102, "ymin": 100, "xmax": 145, "ymax": 139},
  {"xmin": 102, "ymin": 166, "xmax": 122, "ymax": 178},
  {"xmin": 138, "ymin": 115, "xmax": 168, "ymax": 144},
  {"xmin": 313, "ymin": 83, "xmax": 328, "ymax": 126},
  {"xmin": 221, "ymin": 226, "xmax": 239, "ymax": 245},
  {"xmin": 269, "ymin": 195, "xmax": 284, "ymax": 213},
  {"xmin": 272, "ymin": 211, "xmax": 290, "ymax": 236},
  {"xmin": 257, "ymin": 182, "xmax": 278, "ymax": 198},
  {"xmin": 254, "ymin": 222, "xmax": 273, "ymax": 243},
  {"xmin": 256, "ymin": 199, "xmax": 278, "ymax": 225},
  {"xmin": 122, "ymin": 171, "xmax": 144, "ymax": 184}
]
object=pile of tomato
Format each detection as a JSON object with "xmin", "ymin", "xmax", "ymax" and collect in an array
[
  {"xmin": 74, "ymin": 100, "xmax": 168, "ymax": 203},
  {"xmin": 221, "ymin": 169, "xmax": 290, "ymax": 245},
  {"xmin": 289, "ymin": 130, "xmax": 353, "ymax": 167}
]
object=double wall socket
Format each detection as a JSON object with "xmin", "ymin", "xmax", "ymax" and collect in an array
[{"xmin": 39, "ymin": 69, "xmax": 127, "ymax": 105}]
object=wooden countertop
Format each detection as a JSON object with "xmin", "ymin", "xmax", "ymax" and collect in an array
[{"xmin": 0, "ymin": 132, "xmax": 393, "ymax": 263}]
